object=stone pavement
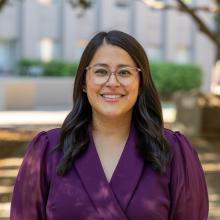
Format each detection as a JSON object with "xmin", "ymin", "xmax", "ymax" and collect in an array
[
  {"xmin": 0, "ymin": 108, "xmax": 219, "ymax": 219},
  {"xmin": 191, "ymin": 137, "xmax": 220, "ymax": 220}
]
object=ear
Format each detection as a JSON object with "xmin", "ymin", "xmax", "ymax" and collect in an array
[{"xmin": 83, "ymin": 85, "xmax": 87, "ymax": 93}]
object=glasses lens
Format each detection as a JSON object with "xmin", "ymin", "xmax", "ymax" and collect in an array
[
  {"xmin": 89, "ymin": 66, "xmax": 109, "ymax": 84},
  {"xmin": 93, "ymin": 66, "xmax": 109, "ymax": 76},
  {"xmin": 116, "ymin": 67, "xmax": 137, "ymax": 84}
]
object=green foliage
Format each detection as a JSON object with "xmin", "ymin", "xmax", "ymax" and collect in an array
[
  {"xmin": 17, "ymin": 59, "xmax": 78, "ymax": 77},
  {"xmin": 68, "ymin": 0, "xmax": 92, "ymax": 9},
  {"xmin": 17, "ymin": 59, "xmax": 43, "ymax": 76},
  {"xmin": 0, "ymin": 0, "xmax": 7, "ymax": 11},
  {"xmin": 43, "ymin": 60, "xmax": 78, "ymax": 76},
  {"xmin": 150, "ymin": 62, "xmax": 202, "ymax": 98}
]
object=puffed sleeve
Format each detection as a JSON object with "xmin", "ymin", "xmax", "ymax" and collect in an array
[
  {"xmin": 10, "ymin": 131, "xmax": 50, "ymax": 220},
  {"xmin": 168, "ymin": 131, "xmax": 209, "ymax": 220}
]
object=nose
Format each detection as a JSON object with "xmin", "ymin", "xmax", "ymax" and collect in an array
[{"xmin": 105, "ymin": 72, "xmax": 120, "ymax": 86}]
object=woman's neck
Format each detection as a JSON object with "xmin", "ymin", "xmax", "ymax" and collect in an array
[{"xmin": 91, "ymin": 113, "xmax": 132, "ymax": 139}]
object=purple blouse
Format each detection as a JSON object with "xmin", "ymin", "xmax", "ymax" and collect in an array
[{"xmin": 10, "ymin": 127, "xmax": 208, "ymax": 220}]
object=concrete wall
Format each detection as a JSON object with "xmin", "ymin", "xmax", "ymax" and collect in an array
[{"xmin": 0, "ymin": 77, "xmax": 74, "ymax": 110}]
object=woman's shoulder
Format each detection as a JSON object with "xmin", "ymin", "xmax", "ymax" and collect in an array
[
  {"xmin": 163, "ymin": 128, "xmax": 203, "ymax": 176},
  {"xmin": 163, "ymin": 128, "xmax": 197, "ymax": 158},
  {"xmin": 163, "ymin": 128, "xmax": 189, "ymax": 143},
  {"xmin": 24, "ymin": 127, "xmax": 62, "ymax": 163},
  {"xmin": 30, "ymin": 127, "xmax": 61, "ymax": 148},
  {"xmin": 20, "ymin": 128, "xmax": 62, "ymax": 183},
  {"xmin": 35, "ymin": 127, "xmax": 61, "ymax": 140}
]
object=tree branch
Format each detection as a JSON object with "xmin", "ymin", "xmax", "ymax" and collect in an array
[
  {"xmin": 68, "ymin": 0, "xmax": 92, "ymax": 9},
  {"xmin": 0, "ymin": 0, "xmax": 8, "ymax": 11},
  {"xmin": 176, "ymin": 0, "xmax": 220, "ymax": 48},
  {"xmin": 141, "ymin": 0, "xmax": 220, "ymax": 13},
  {"xmin": 141, "ymin": 0, "xmax": 220, "ymax": 48}
]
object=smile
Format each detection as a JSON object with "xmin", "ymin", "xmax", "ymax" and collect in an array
[{"xmin": 101, "ymin": 94, "xmax": 125, "ymax": 101}]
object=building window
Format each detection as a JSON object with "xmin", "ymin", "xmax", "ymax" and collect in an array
[
  {"xmin": 115, "ymin": 0, "xmax": 129, "ymax": 8},
  {"xmin": 146, "ymin": 44, "xmax": 161, "ymax": 61},
  {"xmin": 39, "ymin": 38, "xmax": 59, "ymax": 62},
  {"xmin": 175, "ymin": 46, "xmax": 190, "ymax": 63},
  {"xmin": 0, "ymin": 40, "xmax": 16, "ymax": 74}
]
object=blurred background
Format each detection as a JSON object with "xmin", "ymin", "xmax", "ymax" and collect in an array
[{"xmin": 0, "ymin": 0, "xmax": 219, "ymax": 219}]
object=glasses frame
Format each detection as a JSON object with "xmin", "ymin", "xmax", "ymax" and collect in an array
[{"xmin": 85, "ymin": 65, "xmax": 141, "ymax": 85}]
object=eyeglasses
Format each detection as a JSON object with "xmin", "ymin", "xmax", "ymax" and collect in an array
[{"xmin": 86, "ymin": 65, "xmax": 141, "ymax": 85}]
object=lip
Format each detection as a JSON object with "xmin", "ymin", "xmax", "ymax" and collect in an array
[
  {"xmin": 100, "ymin": 93, "xmax": 125, "ymax": 95},
  {"xmin": 100, "ymin": 93, "xmax": 125, "ymax": 103}
]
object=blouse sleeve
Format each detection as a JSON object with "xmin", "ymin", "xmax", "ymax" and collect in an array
[
  {"xmin": 10, "ymin": 131, "xmax": 50, "ymax": 220},
  {"xmin": 169, "ymin": 131, "xmax": 209, "ymax": 220}
]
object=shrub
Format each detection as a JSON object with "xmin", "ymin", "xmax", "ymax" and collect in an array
[
  {"xmin": 17, "ymin": 59, "xmax": 78, "ymax": 77},
  {"xmin": 17, "ymin": 59, "xmax": 43, "ymax": 76},
  {"xmin": 42, "ymin": 60, "xmax": 78, "ymax": 77},
  {"xmin": 150, "ymin": 62, "xmax": 202, "ymax": 98}
]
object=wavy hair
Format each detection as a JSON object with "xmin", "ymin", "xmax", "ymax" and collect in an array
[{"xmin": 55, "ymin": 30, "xmax": 170, "ymax": 175}]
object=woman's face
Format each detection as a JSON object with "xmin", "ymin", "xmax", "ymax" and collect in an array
[{"xmin": 85, "ymin": 44, "xmax": 140, "ymax": 119}]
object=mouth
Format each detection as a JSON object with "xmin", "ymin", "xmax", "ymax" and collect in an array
[{"xmin": 100, "ymin": 94, "xmax": 125, "ymax": 102}]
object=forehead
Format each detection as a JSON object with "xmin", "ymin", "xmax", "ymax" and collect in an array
[{"xmin": 89, "ymin": 44, "xmax": 136, "ymax": 67}]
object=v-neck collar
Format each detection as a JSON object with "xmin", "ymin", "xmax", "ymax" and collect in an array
[
  {"xmin": 108, "ymin": 126, "xmax": 144, "ymax": 211},
  {"xmin": 74, "ymin": 125, "xmax": 144, "ymax": 219}
]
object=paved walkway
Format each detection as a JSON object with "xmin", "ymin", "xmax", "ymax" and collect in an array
[
  {"xmin": 0, "ymin": 110, "xmax": 69, "ymax": 128},
  {"xmin": 191, "ymin": 137, "xmax": 220, "ymax": 220},
  {"xmin": 0, "ymin": 108, "xmax": 176, "ymax": 128}
]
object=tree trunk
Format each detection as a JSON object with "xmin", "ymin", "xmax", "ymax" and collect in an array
[{"xmin": 215, "ymin": 0, "xmax": 220, "ymax": 60}]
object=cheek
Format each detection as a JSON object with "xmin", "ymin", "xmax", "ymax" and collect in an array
[
  {"xmin": 85, "ymin": 75, "xmax": 96, "ymax": 94},
  {"xmin": 129, "ymin": 83, "xmax": 140, "ymax": 98},
  {"xmin": 85, "ymin": 82, "xmax": 100, "ymax": 106},
  {"xmin": 131, "ymin": 85, "xmax": 140, "ymax": 107}
]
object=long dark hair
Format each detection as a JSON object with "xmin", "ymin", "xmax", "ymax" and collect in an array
[{"xmin": 56, "ymin": 30, "xmax": 170, "ymax": 175}]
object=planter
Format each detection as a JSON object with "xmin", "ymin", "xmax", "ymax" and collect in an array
[
  {"xmin": 173, "ymin": 91, "xmax": 220, "ymax": 138},
  {"xmin": 0, "ymin": 77, "xmax": 74, "ymax": 110}
]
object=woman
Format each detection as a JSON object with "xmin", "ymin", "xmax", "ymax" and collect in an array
[{"xmin": 10, "ymin": 30, "xmax": 208, "ymax": 220}]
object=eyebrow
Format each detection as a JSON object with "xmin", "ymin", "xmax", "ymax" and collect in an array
[{"xmin": 93, "ymin": 63, "xmax": 134, "ymax": 68}]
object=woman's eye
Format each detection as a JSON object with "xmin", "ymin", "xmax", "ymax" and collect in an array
[
  {"xmin": 94, "ymin": 69, "xmax": 108, "ymax": 76},
  {"xmin": 118, "ymin": 69, "xmax": 131, "ymax": 77}
]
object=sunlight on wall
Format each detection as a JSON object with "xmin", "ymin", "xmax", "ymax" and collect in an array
[
  {"xmin": 40, "ymin": 38, "xmax": 53, "ymax": 62},
  {"xmin": 38, "ymin": 0, "xmax": 52, "ymax": 5}
]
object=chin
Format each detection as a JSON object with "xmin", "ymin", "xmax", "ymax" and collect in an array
[{"xmin": 101, "ymin": 109, "xmax": 132, "ymax": 119}]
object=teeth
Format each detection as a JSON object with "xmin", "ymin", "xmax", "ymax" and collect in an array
[{"xmin": 102, "ymin": 95, "xmax": 122, "ymax": 99}]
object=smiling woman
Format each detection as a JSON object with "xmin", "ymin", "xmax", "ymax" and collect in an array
[{"xmin": 10, "ymin": 30, "xmax": 208, "ymax": 220}]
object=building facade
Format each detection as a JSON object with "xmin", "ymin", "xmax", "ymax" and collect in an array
[{"xmin": 0, "ymin": 0, "xmax": 216, "ymax": 90}]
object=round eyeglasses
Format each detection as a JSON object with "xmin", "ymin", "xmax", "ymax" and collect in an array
[{"xmin": 86, "ymin": 65, "xmax": 141, "ymax": 85}]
